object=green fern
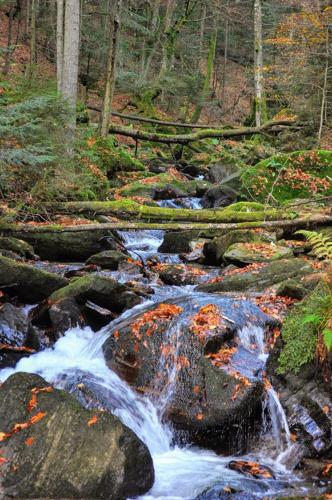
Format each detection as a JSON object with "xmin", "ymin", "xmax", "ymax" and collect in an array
[{"xmin": 296, "ymin": 230, "xmax": 332, "ymax": 260}]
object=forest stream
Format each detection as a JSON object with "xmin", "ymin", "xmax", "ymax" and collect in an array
[{"xmin": 0, "ymin": 225, "xmax": 326, "ymax": 500}]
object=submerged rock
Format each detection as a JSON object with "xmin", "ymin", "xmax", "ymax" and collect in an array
[
  {"xmin": 157, "ymin": 264, "xmax": 208, "ymax": 286},
  {"xmin": 0, "ymin": 372, "xmax": 154, "ymax": 499},
  {"xmin": 0, "ymin": 256, "xmax": 67, "ymax": 302},
  {"xmin": 103, "ymin": 295, "xmax": 272, "ymax": 453}
]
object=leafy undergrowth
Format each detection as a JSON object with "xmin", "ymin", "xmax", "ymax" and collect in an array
[
  {"xmin": 278, "ymin": 282, "xmax": 332, "ymax": 374},
  {"xmin": 242, "ymin": 150, "xmax": 332, "ymax": 204}
]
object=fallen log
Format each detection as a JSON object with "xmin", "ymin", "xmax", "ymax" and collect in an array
[
  {"xmin": 107, "ymin": 119, "xmax": 296, "ymax": 145},
  {"xmin": 88, "ymin": 105, "xmax": 221, "ymax": 129},
  {"xmin": 1, "ymin": 215, "xmax": 332, "ymax": 235}
]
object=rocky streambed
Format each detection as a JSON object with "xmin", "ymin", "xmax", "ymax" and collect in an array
[{"xmin": 0, "ymin": 224, "xmax": 331, "ymax": 499}]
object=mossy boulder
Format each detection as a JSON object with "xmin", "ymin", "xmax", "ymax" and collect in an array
[
  {"xmin": 197, "ymin": 258, "xmax": 314, "ymax": 293},
  {"xmin": 0, "ymin": 237, "xmax": 37, "ymax": 260},
  {"xmin": 0, "ymin": 256, "xmax": 67, "ymax": 303},
  {"xmin": 116, "ymin": 172, "xmax": 211, "ymax": 200},
  {"xmin": 241, "ymin": 150, "xmax": 332, "ymax": 203},
  {"xmin": 203, "ymin": 229, "xmax": 276, "ymax": 265},
  {"xmin": 0, "ymin": 372, "xmax": 154, "ymax": 499},
  {"xmin": 157, "ymin": 264, "xmax": 208, "ymax": 286},
  {"xmin": 7, "ymin": 228, "xmax": 119, "ymax": 261},
  {"xmin": 86, "ymin": 250, "xmax": 129, "ymax": 270},
  {"xmin": 49, "ymin": 274, "xmax": 142, "ymax": 314},
  {"xmin": 223, "ymin": 242, "xmax": 293, "ymax": 265}
]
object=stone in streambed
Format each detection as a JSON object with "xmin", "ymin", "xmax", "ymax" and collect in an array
[
  {"xmin": 203, "ymin": 229, "xmax": 276, "ymax": 265},
  {"xmin": 197, "ymin": 258, "xmax": 314, "ymax": 293},
  {"xmin": 0, "ymin": 237, "xmax": 38, "ymax": 260},
  {"xmin": 86, "ymin": 250, "xmax": 129, "ymax": 270},
  {"xmin": 0, "ymin": 255, "xmax": 67, "ymax": 302},
  {"xmin": 49, "ymin": 274, "xmax": 142, "ymax": 313},
  {"xmin": 157, "ymin": 264, "xmax": 208, "ymax": 286},
  {"xmin": 223, "ymin": 242, "xmax": 293, "ymax": 265},
  {"xmin": 0, "ymin": 372, "xmax": 154, "ymax": 499}
]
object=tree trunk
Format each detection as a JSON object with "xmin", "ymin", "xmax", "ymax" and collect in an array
[
  {"xmin": 318, "ymin": 25, "xmax": 330, "ymax": 144},
  {"xmin": 3, "ymin": 3, "xmax": 14, "ymax": 75},
  {"xmin": 253, "ymin": 0, "xmax": 265, "ymax": 127},
  {"xmin": 192, "ymin": 27, "xmax": 217, "ymax": 123},
  {"xmin": 99, "ymin": 0, "xmax": 122, "ymax": 137},
  {"xmin": 56, "ymin": 0, "xmax": 64, "ymax": 93},
  {"xmin": 159, "ymin": 0, "xmax": 176, "ymax": 80},
  {"xmin": 62, "ymin": 0, "xmax": 80, "ymax": 135},
  {"xmin": 26, "ymin": 0, "xmax": 36, "ymax": 79}
]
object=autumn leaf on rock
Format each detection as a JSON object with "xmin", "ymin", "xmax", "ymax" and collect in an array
[
  {"xmin": 0, "ymin": 412, "xmax": 46, "ymax": 442},
  {"xmin": 88, "ymin": 415, "xmax": 98, "ymax": 427},
  {"xmin": 25, "ymin": 437, "xmax": 36, "ymax": 446},
  {"xmin": 27, "ymin": 386, "xmax": 53, "ymax": 412}
]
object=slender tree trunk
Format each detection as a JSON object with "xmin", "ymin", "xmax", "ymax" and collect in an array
[
  {"xmin": 99, "ymin": 0, "xmax": 122, "ymax": 137},
  {"xmin": 191, "ymin": 27, "xmax": 217, "ymax": 123},
  {"xmin": 254, "ymin": 0, "xmax": 265, "ymax": 127},
  {"xmin": 318, "ymin": 25, "xmax": 330, "ymax": 144},
  {"xmin": 3, "ymin": 3, "xmax": 14, "ymax": 75},
  {"xmin": 56, "ymin": 0, "xmax": 64, "ymax": 93},
  {"xmin": 62, "ymin": 0, "xmax": 80, "ymax": 135},
  {"xmin": 25, "ymin": 0, "xmax": 30, "ymax": 40},
  {"xmin": 159, "ymin": 0, "xmax": 176, "ymax": 80},
  {"xmin": 199, "ymin": 1, "xmax": 206, "ymax": 56},
  {"xmin": 221, "ymin": 17, "xmax": 229, "ymax": 109},
  {"xmin": 30, "ymin": 0, "xmax": 36, "ymax": 65}
]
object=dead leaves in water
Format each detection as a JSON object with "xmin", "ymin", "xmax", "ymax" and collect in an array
[
  {"xmin": 190, "ymin": 304, "xmax": 224, "ymax": 339},
  {"xmin": 228, "ymin": 460, "xmax": 274, "ymax": 479},
  {"xmin": 0, "ymin": 344, "xmax": 36, "ymax": 354},
  {"xmin": 129, "ymin": 303, "xmax": 183, "ymax": 342},
  {"xmin": 206, "ymin": 347, "xmax": 237, "ymax": 367}
]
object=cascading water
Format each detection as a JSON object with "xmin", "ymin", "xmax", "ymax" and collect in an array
[{"xmin": 0, "ymin": 230, "xmax": 306, "ymax": 499}]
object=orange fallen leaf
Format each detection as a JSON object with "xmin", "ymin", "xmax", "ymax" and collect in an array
[
  {"xmin": 321, "ymin": 463, "xmax": 332, "ymax": 477},
  {"xmin": 0, "ymin": 456, "xmax": 7, "ymax": 465},
  {"xmin": 27, "ymin": 386, "xmax": 53, "ymax": 412},
  {"xmin": 196, "ymin": 413, "xmax": 204, "ymax": 420},
  {"xmin": 0, "ymin": 412, "xmax": 46, "ymax": 442},
  {"xmin": 25, "ymin": 437, "xmax": 35, "ymax": 446},
  {"xmin": 323, "ymin": 405, "xmax": 330, "ymax": 414},
  {"xmin": 88, "ymin": 415, "xmax": 98, "ymax": 427},
  {"xmin": 193, "ymin": 385, "xmax": 200, "ymax": 394}
]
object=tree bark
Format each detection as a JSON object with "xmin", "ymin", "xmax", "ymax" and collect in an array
[
  {"xmin": 253, "ymin": 0, "xmax": 265, "ymax": 127},
  {"xmin": 318, "ymin": 25, "xmax": 330, "ymax": 144},
  {"xmin": 99, "ymin": 0, "xmax": 122, "ymax": 137},
  {"xmin": 106, "ymin": 119, "xmax": 296, "ymax": 145},
  {"xmin": 3, "ymin": 215, "xmax": 332, "ymax": 234},
  {"xmin": 61, "ymin": 0, "xmax": 80, "ymax": 138},
  {"xmin": 3, "ymin": 3, "xmax": 14, "ymax": 75},
  {"xmin": 56, "ymin": 0, "xmax": 64, "ymax": 93}
]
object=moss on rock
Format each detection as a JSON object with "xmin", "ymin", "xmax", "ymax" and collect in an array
[{"xmin": 241, "ymin": 150, "xmax": 332, "ymax": 204}]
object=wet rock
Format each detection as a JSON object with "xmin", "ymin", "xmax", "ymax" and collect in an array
[
  {"xmin": 86, "ymin": 250, "xmax": 129, "ymax": 269},
  {"xmin": 223, "ymin": 242, "xmax": 293, "ymax": 266},
  {"xmin": 49, "ymin": 298, "xmax": 84, "ymax": 337},
  {"xmin": 153, "ymin": 184, "xmax": 187, "ymax": 200},
  {"xmin": 9, "ymin": 228, "xmax": 119, "ymax": 261},
  {"xmin": 203, "ymin": 230, "xmax": 276, "ymax": 265},
  {"xmin": 0, "ymin": 249, "xmax": 23, "ymax": 260},
  {"xmin": 197, "ymin": 259, "xmax": 314, "ymax": 293},
  {"xmin": 49, "ymin": 274, "xmax": 142, "ymax": 314},
  {"xmin": 0, "ymin": 372, "xmax": 154, "ymax": 499},
  {"xmin": 201, "ymin": 185, "xmax": 237, "ymax": 209},
  {"xmin": 103, "ymin": 296, "xmax": 271, "ymax": 453},
  {"xmin": 0, "ymin": 255, "xmax": 67, "ymax": 303},
  {"xmin": 0, "ymin": 237, "xmax": 37, "ymax": 260},
  {"xmin": 0, "ymin": 304, "xmax": 40, "ymax": 368},
  {"xmin": 158, "ymin": 264, "xmax": 208, "ymax": 286},
  {"xmin": 158, "ymin": 231, "xmax": 199, "ymax": 254},
  {"xmin": 206, "ymin": 163, "xmax": 240, "ymax": 185}
]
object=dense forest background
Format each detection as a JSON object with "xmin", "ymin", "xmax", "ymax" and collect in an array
[{"xmin": 0, "ymin": 0, "xmax": 331, "ymax": 205}]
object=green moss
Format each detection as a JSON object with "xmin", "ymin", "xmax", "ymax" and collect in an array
[
  {"xmin": 242, "ymin": 150, "xmax": 332, "ymax": 203},
  {"xmin": 277, "ymin": 282, "xmax": 332, "ymax": 374},
  {"xmin": 221, "ymin": 202, "xmax": 265, "ymax": 213}
]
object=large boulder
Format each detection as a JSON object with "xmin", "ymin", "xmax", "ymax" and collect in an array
[
  {"xmin": 267, "ymin": 283, "xmax": 332, "ymax": 459},
  {"xmin": 0, "ymin": 256, "xmax": 67, "ymax": 302},
  {"xmin": 223, "ymin": 242, "xmax": 293, "ymax": 265},
  {"xmin": 0, "ymin": 372, "xmax": 154, "ymax": 499},
  {"xmin": 158, "ymin": 231, "xmax": 200, "ymax": 254},
  {"xmin": 197, "ymin": 259, "xmax": 314, "ymax": 293},
  {"xmin": 7, "ymin": 228, "xmax": 120, "ymax": 261},
  {"xmin": 201, "ymin": 185, "xmax": 237, "ymax": 209},
  {"xmin": 103, "ymin": 295, "xmax": 272, "ymax": 453},
  {"xmin": 203, "ymin": 229, "xmax": 276, "ymax": 265}
]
